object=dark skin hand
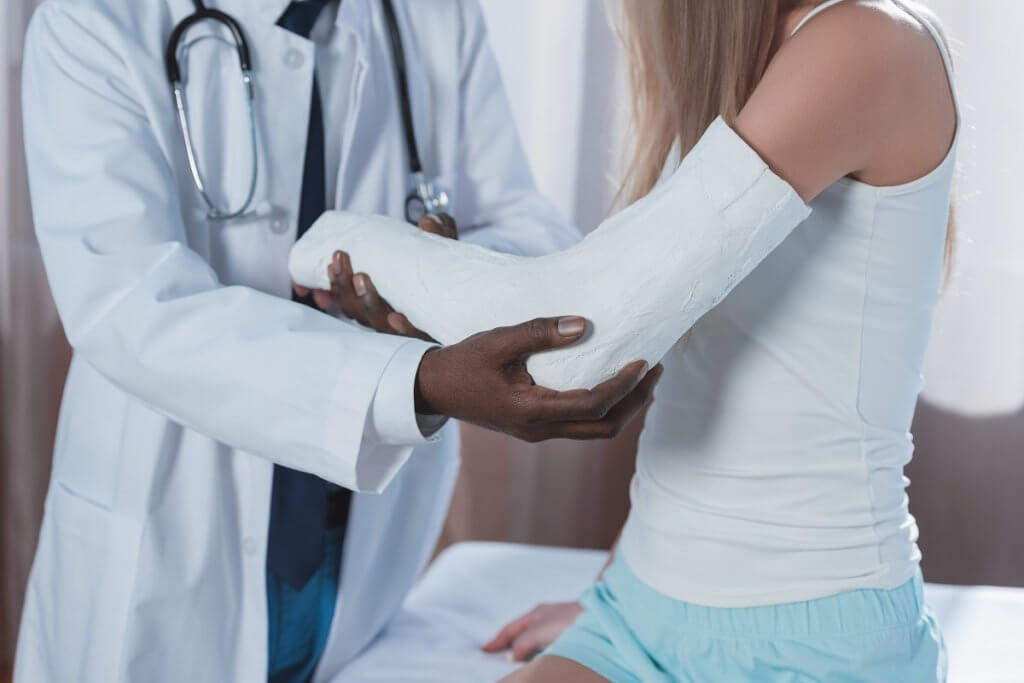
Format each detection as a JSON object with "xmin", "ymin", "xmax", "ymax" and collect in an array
[
  {"xmin": 414, "ymin": 316, "xmax": 664, "ymax": 443},
  {"xmin": 292, "ymin": 212, "xmax": 458, "ymax": 340},
  {"xmin": 300, "ymin": 211, "xmax": 663, "ymax": 441}
]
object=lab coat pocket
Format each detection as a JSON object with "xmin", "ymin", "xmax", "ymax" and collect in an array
[{"xmin": 31, "ymin": 483, "xmax": 144, "ymax": 682}]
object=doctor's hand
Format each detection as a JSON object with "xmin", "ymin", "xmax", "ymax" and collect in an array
[
  {"xmin": 292, "ymin": 213, "xmax": 457, "ymax": 339},
  {"xmin": 483, "ymin": 601, "xmax": 584, "ymax": 661},
  {"xmin": 414, "ymin": 317, "xmax": 664, "ymax": 442}
]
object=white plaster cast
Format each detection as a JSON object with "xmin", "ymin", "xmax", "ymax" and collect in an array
[{"xmin": 290, "ymin": 118, "xmax": 811, "ymax": 390}]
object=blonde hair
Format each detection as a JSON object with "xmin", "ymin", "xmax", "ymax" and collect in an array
[
  {"xmin": 617, "ymin": 0, "xmax": 802, "ymax": 205},
  {"xmin": 616, "ymin": 0, "xmax": 955, "ymax": 278}
]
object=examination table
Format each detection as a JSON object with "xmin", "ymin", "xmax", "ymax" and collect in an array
[{"xmin": 335, "ymin": 542, "xmax": 1024, "ymax": 682}]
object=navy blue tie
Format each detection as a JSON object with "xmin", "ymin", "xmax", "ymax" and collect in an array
[{"xmin": 267, "ymin": 0, "xmax": 350, "ymax": 590}]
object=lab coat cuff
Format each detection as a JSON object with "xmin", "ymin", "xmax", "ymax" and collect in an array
[{"xmin": 369, "ymin": 338, "xmax": 447, "ymax": 445}]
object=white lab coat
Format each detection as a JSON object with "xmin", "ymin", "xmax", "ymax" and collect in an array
[{"xmin": 14, "ymin": 0, "xmax": 577, "ymax": 681}]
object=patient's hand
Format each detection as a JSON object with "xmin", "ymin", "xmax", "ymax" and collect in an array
[
  {"xmin": 483, "ymin": 601, "xmax": 584, "ymax": 661},
  {"xmin": 292, "ymin": 213, "xmax": 457, "ymax": 339}
]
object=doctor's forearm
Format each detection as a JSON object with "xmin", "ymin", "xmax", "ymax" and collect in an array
[{"xmin": 67, "ymin": 272, "xmax": 426, "ymax": 487}]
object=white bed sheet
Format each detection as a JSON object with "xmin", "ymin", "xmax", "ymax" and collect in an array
[{"xmin": 334, "ymin": 542, "xmax": 1024, "ymax": 682}]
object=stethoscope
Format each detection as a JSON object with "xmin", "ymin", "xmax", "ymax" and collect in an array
[{"xmin": 164, "ymin": 0, "xmax": 449, "ymax": 224}]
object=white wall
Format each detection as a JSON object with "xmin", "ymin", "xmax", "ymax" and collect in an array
[
  {"xmin": 478, "ymin": 0, "xmax": 629, "ymax": 232},
  {"xmin": 917, "ymin": 1, "xmax": 1024, "ymax": 416}
]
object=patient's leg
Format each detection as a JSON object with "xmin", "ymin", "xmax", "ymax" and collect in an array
[{"xmin": 290, "ymin": 118, "xmax": 810, "ymax": 391}]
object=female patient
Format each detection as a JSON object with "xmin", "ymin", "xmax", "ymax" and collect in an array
[{"xmin": 334, "ymin": 0, "xmax": 958, "ymax": 679}]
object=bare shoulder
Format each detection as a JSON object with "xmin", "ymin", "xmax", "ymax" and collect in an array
[
  {"xmin": 784, "ymin": 0, "xmax": 950, "ymax": 88},
  {"xmin": 735, "ymin": 0, "xmax": 955, "ymax": 200}
]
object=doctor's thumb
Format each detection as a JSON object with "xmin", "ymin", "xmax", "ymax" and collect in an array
[{"xmin": 499, "ymin": 317, "xmax": 589, "ymax": 359}]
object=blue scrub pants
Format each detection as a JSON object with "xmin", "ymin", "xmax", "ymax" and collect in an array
[{"xmin": 266, "ymin": 527, "xmax": 344, "ymax": 683}]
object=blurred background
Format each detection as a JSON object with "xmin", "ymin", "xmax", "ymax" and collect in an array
[{"xmin": 2, "ymin": 0, "xmax": 1021, "ymax": 673}]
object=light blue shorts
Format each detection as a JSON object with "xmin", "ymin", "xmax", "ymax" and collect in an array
[{"xmin": 546, "ymin": 553, "xmax": 947, "ymax": 682}]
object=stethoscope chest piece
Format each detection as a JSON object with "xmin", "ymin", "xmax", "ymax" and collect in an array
[{"xmin": 405, "ymin": 173, "xmax": 450, "ymax": 224}]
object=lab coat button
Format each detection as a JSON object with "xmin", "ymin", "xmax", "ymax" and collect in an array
[
  {"xmin": 242, "ymin": 536, "xmax": 259, "ymax": 557},
  {"xmin": 283, "ymin": 48, "xmax": 305, "ymax": 69},
  {"xmin": 270, "ymin": 218, "xmax": 289, "ymax": 234}
]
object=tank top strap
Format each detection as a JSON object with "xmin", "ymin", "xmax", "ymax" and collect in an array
[
  {"xmin": 890, "ymin": 0, "xmax": 961, "ymax": 126},
  {"xmin": 790, "ymin": 0, "xmax": 850, "ymax": 36}
]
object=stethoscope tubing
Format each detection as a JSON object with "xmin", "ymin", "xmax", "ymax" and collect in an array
[
  {"xmin": 165, "ymin": 0, "xmax": 443, "ymax": 223},
  {"xmin": 166, "ymin": 0, "xmax": 252, "ymax": 85},
  {"xmin": 380, "ymin": 0, "xmax": 423, "ymax": 176}
]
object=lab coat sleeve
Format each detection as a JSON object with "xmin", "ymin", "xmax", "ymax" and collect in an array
[
  {"xmin": 357, "ymin": 342, "xmax": 446, "ymax": 487},
  {"xmin": 366, "ymin": 341, "xmax": 445, "ymax": 446},
  {"xmin": 22, "ymin": 4, "xmax": 429, "ymax": 494},
  {"xmin": 450, "ymin": 0, "xmax": 582, "ymax": 257}
]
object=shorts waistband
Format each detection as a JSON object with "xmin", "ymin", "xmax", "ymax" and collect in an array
[{"xmin": 599, "ymin": 552, "xmax": 926, "ymax": 640}]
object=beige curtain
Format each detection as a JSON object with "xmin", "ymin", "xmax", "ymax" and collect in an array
[{"xmin": 1, "ymin": 0, "xmax": 69, "ymax": 667}]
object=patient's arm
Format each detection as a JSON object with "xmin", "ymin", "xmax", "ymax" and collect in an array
[
  {"xmin": 290, "ymin": 3, "xmax": 953, "ymax": 391},
  {"xmin": 290, "ymin": 119, "xmax": 810, "ymax": 390}
]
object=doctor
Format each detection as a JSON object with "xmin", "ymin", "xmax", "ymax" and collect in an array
[{"xmin": 14, "ymin": 1, "xmax": 660, "ymax": 681}]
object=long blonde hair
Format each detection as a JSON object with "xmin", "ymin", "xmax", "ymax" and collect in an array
[
  {"xmin": 616, "ymin": 0, "xmax": 955, "ymax": 277},
  {"xmin": 617, "ymin": 0, "xmax": 802, "ymax": 205}
]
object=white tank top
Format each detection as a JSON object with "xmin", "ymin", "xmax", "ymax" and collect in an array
[{"xmin": 619, "ymin": 0, "xmax": 960, "ymax": 607}]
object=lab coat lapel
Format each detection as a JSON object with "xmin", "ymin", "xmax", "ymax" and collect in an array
[
  {"xmin": 204, "ymin": 0, "xmax": 311, "ymax": 238},
  {"xmin": 334, "ymin": 1, "xmax": 409, "ymax": 215},
  {"xmin": 165, "ymin": 0, "xmax": 314, "ymax": 295},
  {"xmin": 254, "ymin": 24, "xmax": 315, "ymax": 247}
]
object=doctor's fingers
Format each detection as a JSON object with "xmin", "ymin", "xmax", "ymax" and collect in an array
[
  {"xmin": 329, "ymin": 254, "xmax": 433, "ymax": 339},
  {"xmin": 349, "ymin": 274, "xmax": 437, "ymax": 340},
  {"xmin": 292, "ymin": 282, "xmax": 334, "ymax": 311},
  {"xmin": 417, "ymin": 212, "xmax": 458, "ymax": 239},
  {"xmin": 523, "ymin": 364, "xmax": 663, "ymax": 441},
  {"xmin": 353, "ymin": 273, "xmax": 397, "ymax": 331},
  {"xmin": 473, "ymin": 317, "xmax": 589, "ymax": 363},
  {"xmin": 386, "ymin": 312, "xmax": 436, "ymax": 343},
  {"xmin": 523, "ymin": 361, "xmax": 657, "ymax": 425},
  {"xmin": 313, "ymin": 288, "xmax": 334, "ymax": 311},
  {"xmin": 330, "ymin": 252, "xmax": 394, "ymax": 329}
]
